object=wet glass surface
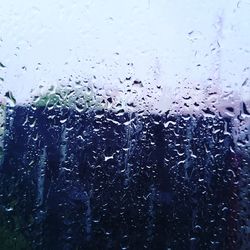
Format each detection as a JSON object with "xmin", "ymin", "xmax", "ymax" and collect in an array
[{"xmin": 0, "ymin": 1, "xmax": 249, "ymax": 249}]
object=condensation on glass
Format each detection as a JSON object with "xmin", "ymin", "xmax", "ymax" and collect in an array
[{"xmin": 0, "ymin": 1, "xmax": 249, "ymax": 249}]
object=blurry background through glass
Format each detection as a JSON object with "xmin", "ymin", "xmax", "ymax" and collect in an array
[{"xmin": 0, "ymin": 0, "xmax": 249, "ymax": 249}]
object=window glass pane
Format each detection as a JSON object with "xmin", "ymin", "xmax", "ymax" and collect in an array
[{"xmin": 0, "ymin": 1, "xmax": 249, "ymax": 249}]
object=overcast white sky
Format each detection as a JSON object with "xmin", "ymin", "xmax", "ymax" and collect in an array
[{"xmin": 0, "ymin": 0, "xmax": 250, "ymax": 109}]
